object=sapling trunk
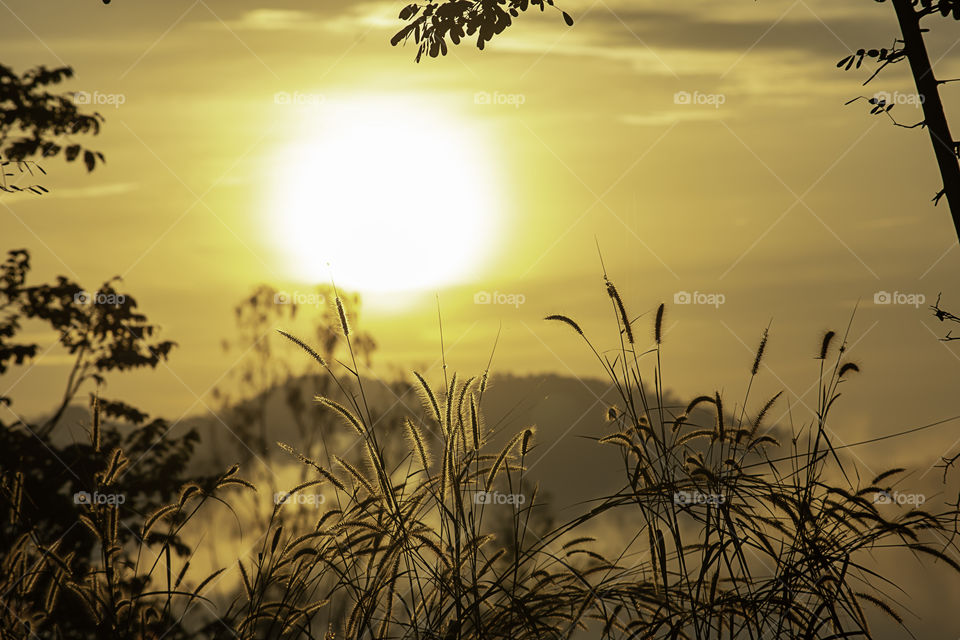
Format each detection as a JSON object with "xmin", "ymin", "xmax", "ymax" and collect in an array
[{"xmin": 892, "ymin": 0, "xmax": 960, "ymax": 242}]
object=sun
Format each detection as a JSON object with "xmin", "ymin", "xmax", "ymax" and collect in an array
[{"xmin": 268, "ymin": 95, "xmax": 502, "ymax": 296}]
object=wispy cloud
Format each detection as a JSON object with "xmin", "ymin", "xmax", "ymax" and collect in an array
[
  {"xmin": 2, "ymin": 182, "xmax": 138, "ymax": 205},
  {"xmin": 210, "ymin": 3, "xmax": 400, "ymax": 34},
  {"xmin": 620, "ymin": 110, "xmax": 725, "ymax": 127},
  {"xmin": 480, "ymin": 0, "xmax": 894, "ymax": 70},
  {"xmin": 226, "ymin": 9, "xmax": 320, "ymax": 31}
]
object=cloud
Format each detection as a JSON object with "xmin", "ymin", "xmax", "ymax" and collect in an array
[
  {"xmin": 1, "ymin": 182, "xmax": 138, "ymax": 205},
  {"xmin": 582, "ymin": 7, "xmax": 889, "ymax": 54},
  {"xmin": 620, "ymin": 110, "xmax": 726, "ymax": 127},
  {"xmin": 485, "ymin": 1, "xmax": 895, "ymax": 69},
  {"xmin": 217, "ymin": 3, "xmax": 400, "ymax": 33},
  {"xmin": 230, "ymin": 9, "xmax": 317, "ymax": 30}
]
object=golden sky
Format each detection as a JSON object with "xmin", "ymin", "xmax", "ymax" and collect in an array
[{"xmin": 3, "ymin": 0, "xmax": 960, "ymax": 467}]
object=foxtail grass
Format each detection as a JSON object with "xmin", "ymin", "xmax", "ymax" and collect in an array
[{"xmin": 3, "ymin": 281, "xmax": 959, "ymax": 640}]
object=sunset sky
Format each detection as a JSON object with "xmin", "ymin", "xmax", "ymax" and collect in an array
[{"xmin": 3, "ymin": 0, "xmax": 960, "ymax": 471}]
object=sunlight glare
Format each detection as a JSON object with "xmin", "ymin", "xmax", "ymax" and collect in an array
[{"xmin": 269, "ymin": 95, "xmax": 502, "ymax": 296}]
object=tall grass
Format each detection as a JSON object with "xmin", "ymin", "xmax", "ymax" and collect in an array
[
  {"xmin": 2, "ymin": 281, "xmax": 959, "ymax": 639},
  {"xmin": 540, "ymin": 283, "xmax": 960, "ymax": 639}
]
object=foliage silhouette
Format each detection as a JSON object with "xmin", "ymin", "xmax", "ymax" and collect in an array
[
  {"xmin": 838, "ymin": 0, "xmax": 960, "ymax": 242},
  {"xmin": 0, "ymin": 64, "xmax": 105, "ymax": 194},
  {"xmin": 0, "ymin": 249, "xmax": 175, "ymax": 437},
  {"xmin": 0, "ymin": 249, "xmax": 218, "ymax": 639},
  {"xmin": 391, "ymin": 0, "xmax": 573, "ymax": 61},
  {"xmin": 5, "ymin": 266, "xmax": 956, "ymax": 638},
  {"xmin": 213, "ymin": 284, "xmax": 376, "ymax": 463}
]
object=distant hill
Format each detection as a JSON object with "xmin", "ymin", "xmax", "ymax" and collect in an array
[{"xmin": 39, "ymin": 371, "xmax": 734, "ymax": 514}]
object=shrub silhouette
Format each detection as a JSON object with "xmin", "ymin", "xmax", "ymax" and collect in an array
[
  {"xmin": 0, "ymin": 249, "xmax": 221, "ymax": 639},
  {"xmin": 0, "ymin": 64, "xmax": 105, "ymax": 194}
]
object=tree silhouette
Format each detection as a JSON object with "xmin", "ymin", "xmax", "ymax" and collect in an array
[
  {"xmin": 839, "ymin": 0, "xmax": 960, "ymax": 243},
  {"xmin": 391, "ymin": 0, "xmax": 573, "ymax": 62},
  {"xmin": 0, "ymin": 249, "xmax": 175, "ymax": 437},
  {"xmin": 0, "ymin": 249, "xmax": 211, "ymax": 640},
  {"xmin": 931, "ymin": 292, "xmax": 960, "ymax": 339},
  {"xmin": 213, "ymin": 284, "xmax": 375, "ymax": 462},
  {"xmin": 0, "ymin": 64, "xmax": 105, "ymax": 194}
]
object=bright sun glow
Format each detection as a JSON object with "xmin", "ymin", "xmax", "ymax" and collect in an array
[{"xmin": 270, "ymin": 96, "xmax": 501, "ymax": 295}]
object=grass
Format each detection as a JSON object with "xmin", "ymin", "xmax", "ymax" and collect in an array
[{"xmin": 2, "ymin": 278, "xmax": 960, "ymax": 639}]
